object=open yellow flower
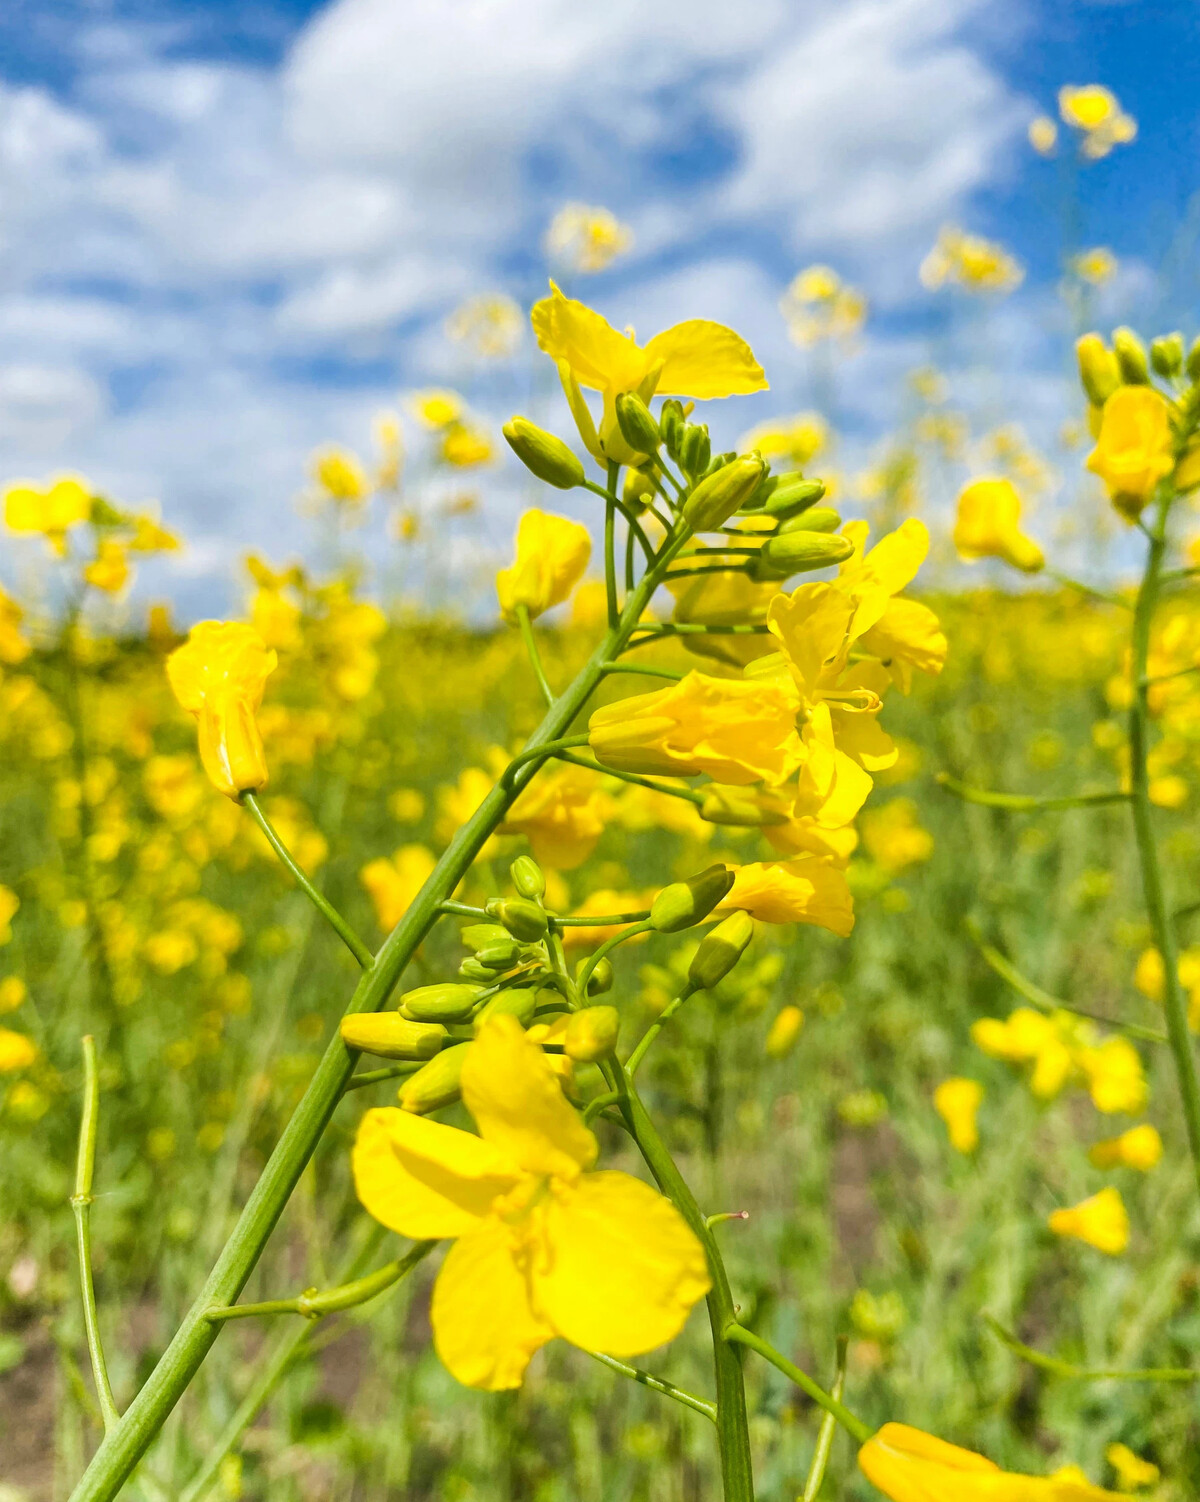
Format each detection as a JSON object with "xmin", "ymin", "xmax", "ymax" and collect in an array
[
  {"xmin": 312, "ymin": 446, "xmax": 368, "ymax": 503},
  {"xmin": 166, "ymin": 623, "xmax": 277, "ymax": 799},
  {"xmin": 859, "ymin": 1422, "xmax": 1121, "ymax": 1500},
  {"xmin": 1086, "ymin": 386, "xmax": 1176, "ymax": 520},
  {"xmin": 588, "ymin": 671, "xmax": 801, "ymax": 786},
  {"xmin": 496, "ymin": 509, "xmax": 592, "ymax": 624},
  {"xmin": 0, "ymin": 588, "xmax": 31, "ymax": 665},
  {"xmin": 954, "ymin": 478, "xmax": 1045, "ymax": 571},
  {"xmin": 1048, "ymin": 1187, "xmax": 1130, "ymax": 1254},
  {"xmin": 4, "ymin": 474, "xmax": 92, "ymax": 555},
  {"xmin": 933, "ymin": 1078, "xmax": 982, "ymax": 1153},
  {"xmin": 497, "ymin": 764, "xmax": 613, "ymax": 871},
  {"xmin": 716, "ymin": 857, "xmax": 853, "ymax": 935},
  {"xmin": 1104, "ymin": 1443, "xmax": 1159, "ymax": 1492},
  {"xmin": 836, "ymin": 520, "xmax": 947, "ymax": 689},
  {"xmin": 83, "ymin": 540, "xmax": 131, "ymax": 594},
  {"xmin": 531, "ymin": 282, "xmax": 766, "ymax": 465},
  {"xmin": 1089, "ymin": 1123, "xmax": 1162, "ymax": 1172},
  {"xmin": 0, "ymin": 1027, "xmax": 38, "ymax": 1072},
  {"xmin": 360, "ymin": 844, "xmax": 437, "ymax": 932},
  {"xmin": 352, "ymin": 1015, "xmax": 710, "ymax": 1390}
]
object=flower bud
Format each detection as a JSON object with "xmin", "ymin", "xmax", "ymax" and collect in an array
[
  {"xmin": 699, "ymin": 786, "xmax": 791, "ymax": 827},
  {"xmin": 623, "ymin": 467, "xmax": 657, "ymax": 510},
  {"xmin": 650, "ymin": 863, "xmax": 735, "ymax": 932},
  {"xmin": 460, "ymin": 923, "xmax": 511, "ymax": 951},
  {"xmin": 564, "ymin": 1005, "xmax": 619, "ymax": 1062},
  {"xmin": 459, "ymin": 957, "xmax": 496, "ymax": 982},
  {"xmin": 779, "ymin": 507, "xmax": 841, "ymax": 534},
  {"xmin": 340, "ymin": 1012, "xmax": 447, "ymax": 1060},
  {"xmin": 756, "ymin": 530, "xmax": 854, "ymax": 579},
  {"xmin": 1076, "ymin": 334, "xmax": 1121, "ymax": 406},
  {"xmin": 474, "ymin": 937, "xmax": 523, "ymax": 970},
  {"xmin": 486, "ymin": 896, "xmax": 549, "ymax": 942},
  {"xmin": 399, "ymin": 983, "xmax": 483, "ymax": 1023},
  {"xmin": 679, "ymin": 423, "xmax": 711, "ymax": 478},
  {"xmin": 615, "ymin": 393, "xmax": 660, "ymax": 456},
  {"xmin": 660, "ymin": 399, "xmax": 686, "ymax": 460},
  {"xmin": 703, "ymin": 451, "xmax": 738, "ymax": 477},
  {"xmin": 502, "ymin": 417, "xmax": 585, "ymax": 489},
  {"xmin": 688, "ymin": 911, "xmax": 754, "ymax": 990},
  {"xmin": 1151, "ymin": 333, "xmax": 1184, "ymax": 380},
  {"xmin": 399, "ymin": 1042, "xmax": 471, "ymax": 1113},
  {"xmin": 1112, "ymin": 326, "xmax": 1149, "ymax": 385},
  {"xmin": 579, "ymin": 956, "xmax": 613, "ymax": 995},
  {"xmin": 474, "ymin": 986, "xmax": 539, "ymax": 1031},
  {"xmin": 683, "ymin": 455, "xmax": 767, "ymax": 533},
  {"xmin": 757, "ymin": 476, "xmax": 826, "ymax": 520},
  {"xmin": 510, "ymin": 855, "xmax": 546, "ymax": 900}
]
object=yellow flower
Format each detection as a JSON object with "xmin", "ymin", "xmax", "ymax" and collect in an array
[
  {"xmin": 780, "ymin": 267, "xmax": 867, "ymax": 346},
  {"xmin": 955, "ymin": 478, "xmax": 1045, "ymax": 572},
  {"xmin": 1086, "ymin": 386, "xmax": 1176, "ymax": 520},
  {"xmin": 413, "ymin": 390, "xmax": 464, "ymax": 429},
  {"xmin": 440, "ymin": 423, "xmax": 493, "ymax": 468},
  {"xmin": 312, "ymin": 446, "xmax": 368, "ymax": 503},
  {"xmin": 498, "ymin": 764, "xmax": 612, "ymax": 871},
  {"xmin": 1048, "ymin": 1187, "xmax": 1130, "ymax": 1254},
  {"xmin": 352, "ymin": 1015, "xmax": 710, "ymax": 1390},
  {"xmin": 0, "ymin": 588, "xmax": 31, "ymax": 665},
  {"xmin": 83, "ymin": 540, "xmax": 131, "ymax": 594},
  {"xmin": 1075, "ymin": 1036, "xmax": 1147, "ymax": 1115},
  {"xmin": 716, "ymin": 858, "xmax": 853, "ymax": 936},
  {"xmin": 1059, "ymin": 86, "xmax": 1137, "ymax": 159},
  {"xmin": 588, "ymin": 671, "xmax": 801, "ymax": 786},
  {"xmin": 373, "ymin": 413, "xmax": 404, "ymax": 489},
  {"xmin": 666, "ymin": 568, "xmax": 779, "ymax": 668},
  {"xmin": 0, "ymin": 1027, "xmax": 37, "ymax": 1072},
  {"xmin": 360, "ymin": 844, "xmax": 436, "ymax": 932},
  {"xmin": 531, "ymin": 282, "xmax": 766, "ymax": 465},
  {"xmin": 496, "ymin": 510, "xmax": 592, "ymax": 624},
  {"xmin": 1104, "ymin": 1443, "xmax": 1159, "ymax": 1493},
  {"xmin": 4, "ymin": 474, "xmax": 92, "ymax": 554},
  {"xmin": 0, "ymin": 976, "xmax": 27, "ymax": 1013},
  {"xmin": 933, "ymin": 1078, "xmax": 983, "ymax": 1153},
  {"xmin": 858, "ymin": 1422, "xmax": 1121, "ymax": 1500},
  {"xmin": 0, "ymin": 886, "xmax": 18, "ymax": 945},
  {"xmin": 765, "ymin": 1005, "xmax": 804, "ymax": 1058},
  {"xmin": 861, "ymin": 797, "xmax": 934, "ymax": 873},
  {"xmin": 1029, "ymin": 115, "xmax": 1058, "ymax": 154},
  {"xmin": 739, "ymin": 412, "xmax": 826, "ymax": 469},
  {"xmin": 971, "ymin": 1008, "xmax": 1077, "ymax": 1099},
  {"xmin": 1089, "ymin": 1124, "xmax": 1162, "ymax": 1172},
  {"xmin": 544, "ymin": 203, "xmax": 633, "ymax": 274},
  {"xmin": 1071, "ymin": 248, "xmax": 1117, "ymax": 286},
  {"xmin": 129, "ymin": 515, "xmax": 181, "ymax": 553},
  {"xmin": 165, "ymin": 622, "xmax": 278, "ymax": 799},
  {"xmin": 836, "ymin": 520, "xmax": 947, "ymax": 689},
  {"xmin": 445, "ymin": 293, "xmax": 523, "ymax": 358},
  {"xmin": 920, "ymin": 227, "xmax": 1023, "ymax": 295}
]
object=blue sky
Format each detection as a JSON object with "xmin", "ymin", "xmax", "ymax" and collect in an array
[{"xmin": 0, "ymin": 0, "xmax": 1197, "ymax": 616}]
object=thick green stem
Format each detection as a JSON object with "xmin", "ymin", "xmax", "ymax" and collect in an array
[
  {"xmin": 72, "ymin": 1035, "xmax": 119, "ymax": 1432},
  {"xmin": 1128, "ymin": 488, "xmax": 1200, "ymax": 1198}
]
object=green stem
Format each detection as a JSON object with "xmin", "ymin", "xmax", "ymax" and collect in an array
[
  {"xmin": 342, "ymin": 1062, "xmax": 423, "ymax": 1093},
  {"xmin": 983, "ymin": 1315, "xmax": 1195, "ymax": 1382},
  {"xmin": 515, "ymin": 603, "xmax": 554, "ymax": 706},
  {"xmin": 605, "ymin": 461, "xmax": 619, "ymax": 627},
  {"xmin": 576, "ymin": 919, "xmax": 655, "ymax": 995},
  {"xmin": 663, "ymin": 565, "xmax": 754, "ymax": 581},
  {"xmin": 555, "ymin": 910, "xmax": 652, "ymax": 928},
  {"xmin": 1046, "ymin": 569, "xmax": 1129, "ymax": 608},
  {"xmin": 1127, "ymin": 486, "xmax": 1200, "ymax": 1198},
  {"xmin": 723, "ymin": 1325, "xmax": 870, "ymax": 1443},
  {"xmin": 936, "ymin": 773, "xmax": 1130, "ymax": 812},
  {"xmin": 241, "ymin": 793, "xmax": 374, "ymax": 970},
  {"xmin": 601, "ymin": 662, "xmax": 685, "ymax": 683},
  {"xmin": 72, "ymin": 1036, "xmax": 119, "ymax": 1432},
  {"xmin": 581, "ymin": 1089, "xmax": 622, "ymax": 1125},
  {"xmin": 205, "ymin": 1241, "xmax": 436, "ymax": 1323},
  {"xmin": 802, "ymin": 1336, "xmax": 848, "ymax": 1502},
  {"xmin": 627, "ymin": 982, "xmax": 698, "ymax": 1077},
  {"xmin": 437, "ymin": 900, "xmax": 490, "ymax": 920},
  {"xmin": 555, "ymin": 749, "xmax": 705, "ymax": 805},
  {"xmin": 587, "ymin": 1349, "xmax": 717, "ymax": 1423},
  {"xmin": 502, "ymin": 735, "xmax": 591, "ymax": 783}
]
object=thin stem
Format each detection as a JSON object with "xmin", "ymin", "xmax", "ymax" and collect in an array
[
  {"xmin": 663, "ymin": 565, "xmax": 754, "ymax": 582},
  {"xmin": 587, "ymin": 1350, "xmax": 717, "ymax": 1423},
  {"xmin": 615, "ymin": 496, "xmax": 656, "ymax": 570},
  {"xmin": 1047, "ymin": 569, "xmax": 1130, "ymax": 609},
  {"xmin": 627, "ymin": 982, "xmax": 698, "ymax": 1077},
  {"xmin": 723, "ymin": 1325, "xmax": 871, "ymax": 1444},
  {"xmin": 802, "ymin": 1336, "xmax": 848, "ymax": 1502},
  {"xmin": 576, "ymin": 919, "xmax": 655, "ymax": 996},
  {"xmin": 515, "ymin": 603, "xmax": 554, "ymax": 706},
  {"xmin": 605, "ymin": 461, "xmax": 620, "ymax": 627},
  {"xmin": 626, "ymin": 622, "xmax": 770, "ymax": 646},
  {"xmin": 72, "ymin": 1036, "xmax": 119, "ymax": 1432},
  {"xmin": 555, "ymin": 910, "xmax": 652, "ymax": 928},
  {"xmin": 983, "ymin": 1316, "xmax": 1195, "ymax": 1382},
  {"xmin": 581, "ymin": 1089, "xmax": 621, "ymax": 1125},
  {"xmin": 555, "ymin": 749, "xmax": 705, "ymax": 805},
  {"xmin": 601, "ymin": 662, "xmax": 685, "ymax": 683},
  {"xmin": 342, "ymin": 1062, "xmax": 423, "ymax": 1093},
  {"xmin": 502, "ymin": 735, "xmax": 591, "ymax": 784},
  {"xmin": 1145, "ymin": 663, "xmax": 1200, "ymax": 688},
  {"xmin": 205, "ymin": 1241, "xmax": 436, "ymax": 1323},
  {"xmin": 241, "ymin": 794, "xmax": 374, "ymax": 970},
  {"xmin": 936, "ymin": 773, "xmax": 1130, "ymax": 813},
  {"xmin": 688, "ymin": 546, "xmax": 764, "ymax": 557},
  {"xmin": 437, "ymin": 900, "xmax": 490, "ymax": 920}
]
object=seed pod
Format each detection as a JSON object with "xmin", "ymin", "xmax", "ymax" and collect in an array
[
  {"xmin": 683, "ymin": 455, "xmax": 767, "ymax": 533},
  {"xmin": 1112, "ymin": 326, "xmax": 1150, "ymax": 385},
  {"xmin": 400, "ymin": 983, "xmax": 483, "ymax": 1023},
  {"xmin": 502, "ymin": 417, "xmax": 585, "ymax": 489},
  {"xmin": 679, "ymin": 422, "xmax": 711, "ymax": 478},
  {"xmin": 1151, "ymin": 333, "xmax": 1184, "ymax": 380},
  {"xmin": 510, "ymin": 855, "xmax": 546, "ymax": 900},
  {"xmin": 486, "ymin": 896, "xmax": 549, "ymax": 942},
  {"xmin": 399, "ymin": 1042, "xmax": 471, "ymax": 1114},
  {"xmin": 779, "ymin": 507, "xmax": 841, "ymax": 535},
  {"xmin": 756, "ymin": 530, "xmax": 854, "ymax": 579},
  {"xmin": 340, "ymin": 1013, "xmax": 447, "ymax": 1060},
  {"xmin": 1076, "ymin": 334, "xmax": 1121, "ymax": 406},
  {"xmin": 759, "ymin": 476, "xmax": 826, "ymax": 519},
  {"xmin": 564, "ymin": 1005, "xmax": 620, "ymax": 1062},
  {"xmin": 688, "ymin": 911, "xmax": 754, "ymax": 991},
  {"xmin": 700, "ymin": 787, "xmax": 791, "ymax": 828},
  {"xmin": 650, "ymin": 863, "xmax": 735, "ymax": 932},
  {"xmin": 615, "ymin": 393, "xmax": 660, "ymax": 455},
  {"xmin": 474, "ymin": 986, "xmax": 539, "ymax": 1031}
]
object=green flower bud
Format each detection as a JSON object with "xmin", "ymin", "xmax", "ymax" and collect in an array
[
  {"xmin": 460, "ymin": 923, "xmax": 511, "ymax": 952},
  {"xmin": 459, "ymin": 957, "xmax": 496, "ymax": 982},
  {"xmin": 757, "ymin": 476, "xmax": 826, "ymax": 519},
  {"xmin": 579, "ymin": 956, "xmax": 613, "ymax": 996},
  {"xmin": 1151, "ymin": 333, "xmax": 1185, "ymax": 380},
  {"xmin": 399, "ymin": 983, "xmax": 483, "ymax": 1023},
  {"xmin": 486, "ymin": 896, "xmax": 549, "ymax": 942},
  {"xmin": 688, "ymin": 910, "xmax": 754, "ymax": 991},
  {"xmin": 702, "ymin": 450, "xmax": 738, "ymax": 478},
  {"xmin": 623, "ymin": 467, "xmax": 657, "ymax": 510},
  {"xmin": 699, "ymin": 787, "xmax": 791, "ymax": 827},
  {"xmin": 510, "ymin": 855, "xmax": 546, "ymax": 900},
  {"xmin": 650, "ymin": 863, "xmax": 735, "ymax": 932},
  {"xmin": 683, "ymin": 455, "xmax": 767, "ymax": 533},
  {"xmin": 779, "ymin": 507, "xmax": 841, "ymax": 535},
  {"xmin": 502, "ymin": 417, "xmax": 586, "ymax": 489},
  {"xmin": 474, "ymin": 986, "xmax": 539, "ymax": 1031},
  {"xmin": 679, "ymin": 423, "xmax": 711, "ymax": 478},
  {"xmin": 660, "ymin": 400, "xmax": 686, "ymax": 460},
  {"xmin": 1076, "ymin": 334, "xmax": 1121, "ymax": 405},
  {"xmin": 564, "ymin": 1005, "xmax": 620, "ymax": 1062},
  {"xmin": 475, "ymin": 938, "xmax": 523, "ymax": 970},
  {"xmin": 1187, "ymin": 336, "xmax": 1200, "ymax": 384},
  {"xmin": 756, "ymin": 530, "xmax": 854, "ymax": 579},
  {"xmin": 1112, "ymin": 327, "xmax": 1150, "ymax": 385},
  {"xmin": 340, "ymin": 1013, "xmax": 447, "ymax": 1060},
  {"xmin": 615, "ymin": 393, "xmax": 660, "ymax": 455},
  {"xmin": 399, "ymin": 1042, "xmax": 471, "ymax": 1114}
]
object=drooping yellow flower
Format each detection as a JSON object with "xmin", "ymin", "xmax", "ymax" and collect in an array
[
  {"xmin": 1089, "ymin": 1123, "xmax": 1162, "ymax": 1172},
  {"xmin": 544, "ymin": 203, "xmax": 633, "ymax": 274},
  {"xmin": 858, "ymin": 1422, "xmax": 1121, "ymax": 1500},
  {"xmin": 498, "ymin": 764, "xmax": 613, "ymax": 871},
  {"xmin": 1086, "ymin": 386, "xmax": 1176, "ymax": 520},
  {"xmin": 764, "ymin": 813, "xmax": 858, "ymax": 865},
  {"xmin": 954, "ymin": 478, "xmax": 1045, "ymax": 572},
  {"xmin": 836, "ymin": 520, "xmax": 947, "ymax": 689},
  {"xmin": 445, "ymin": 293, "xmax": 523, "ymax": 358},
  {"xmin": 360, "ymin": 844, "xmax": 436, "ymax": 932},
  {"xmin": 1029, "ymin": 116, "xmax": 1058, "ymax": 154},
  {"xmin": 312, "ymin": 446, "xmax": 368, "ymax": 503},
  {"xmin": 166, "ymin": 623, "xmax": 278, "ymax": 799},
  {"xmin": 920, "ymin": 227, "xmax": 1023, "ymax": 295},
  {"xmin": 1104, "ymin": 1443, "xmax": 1159, "ymax": 1492},
  {"xmin": 0, "ymin": 1028, "xmax": 37, "ymax": 1072},
  {"xmin": 588, "ymin": 671, "xmax": 801, "ymax": 786},
  {"xmin": 531, "ymin": 282, "xmax": 766, "ymax": 465},
  {"xmin": 496, "ymin": 509, "xmax": 592, "ymax": 625},
  {"xmin": 352, "ymin": 1015, "xmax": 710, "ymax": 1390},
  {"xmin": 83, "ymin": 540, "xmax": 131, "ymax": 594},
  {"xmin": 860, "ymin": 797, "xmax": 934, "ymax": 873},
  {"xmin": 1049, "ymin": 1187, "xmax": 1130, "ymax": 1254},
  {"xmin": 933, "ymin": 1078, "xmax": 983, "ymax": 1153},
  {"xmin": 4, "ymin": 474, "xmax": 92, "ymax": 554},
  {"xmin": 716, "ymin": 858, "xmax": 853, "ymax": 936}
]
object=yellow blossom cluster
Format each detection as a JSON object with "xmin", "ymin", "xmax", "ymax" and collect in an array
[
  {"xmin": 920, "ymin": 226, "xmax": 1024, "ymax": 295},
  {"xmin": 779, "ymin": 265, "xmax": 867, "ymax": 347}
]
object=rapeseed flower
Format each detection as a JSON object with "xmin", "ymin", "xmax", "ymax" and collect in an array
[
  {"xmin": 1104, "ymin": 1444, "xmax": 1159, "ymax": 1492},
  {"xmin": 544, "ymin": 203, "xmax": 633, "ymax": 274},
  {"xmin": 1086, "ymin": 386, "xmax": 1176, "ymax": 520},
  {"xmin": 4, "ymin": 474, "xmax": 91, "ymax": 555},
  {"xmin": 954, "ymin": 478, "xmax": 1045, "ymax": 572},
  {"xmin": 0, "ymin": 1028, "xmax": 37, "ymax": 1072},
  {"xmin": 360, "ymin": 844, "xmax": 437, "ymax": 932},
  {"xmin": 765, "ymin": 1005, "xmax": 804, "ymax": 1058},
  {"xmin": 412, "ymin": 390, "xmax": 464, "ymax": 429},
  {"xmin": 497, "ymin": 764, "xmax": 613, "ymax": 871},
  {"xmin": 84, "ymin": 540, "xmax": 130, "ymax": 594},
  {"xmin": 166, "ymin": 623, "xmax": 278, "ymax": 799},
  {"xmin": 933, "ymin": 1078, "xmax": 983, "ymax": 1153},
  {"xmin": 739, "ymin": 412, "xmax": 826, "ymax": 469},
  {"xmin": 858, "ymin": 1422, "xmax": 1121, "ymax": 1500},
  {"xmin": 1029, "ymin": 116, "xmax": 1058, "ymax": 154},
  {"xmin": 1048, "ymin": 1187, "xmax": 1130, "ymax": 1254},
  {"xmin": 352, "ymin": 1016, "xmax": 709, "ymax": 1390},
  {"xmin": 920, "ymin": 227, "xmax": 1023, "ymax": 295},
  {"xmin": 860, "ymin": 797, "xmax": 933, "ymax": 873},
  {"xmin": 496, "ymin": 510, "xmax": 592, "ymax": 624},
  {"xmin": 779, "ymin": 266, "xmax": 866, "ymax": 347},
  {"xmin": 1089, "ymin": 1124, "xmax": 1162, "ymax": 1171},
  {"xmin": 835, "ymin": 520, "xmax": 947, "ymax": 689},
  {"xmin": 312, "ymin": 446, "xmax": 368, "ymax": 504},
  {"xmin": 1058, "ymin": 85, "xmax": 1137, "ymax": 160},
  {"xmin": 445, "ymin": 293, "xmax": 523, "ymax": 358},
  {"xmin": 716, "ymin": 858, "xmax": 853, "ymax": 936},
  {"xmin": 0, "ymin": 588, "xmax": 31, "ymax": 665}
]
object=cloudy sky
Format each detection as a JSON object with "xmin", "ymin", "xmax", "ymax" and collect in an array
[{"xmin": 1, "ymin": 0, "xmax": 1197, "ymax": 615}]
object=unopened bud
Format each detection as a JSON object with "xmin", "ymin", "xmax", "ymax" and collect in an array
[
  {"xmin": 399, "ymin": 1042, "xmax": 470, "ymax": 1113},
  {"xmin": 623, "ymin": 467, "xmax": 657, "ymax": 510},
  {"xmin": 459, "ymin": 957, "xmax": 495, "ymax": 982},
  {"xmin": 564, "ymin": 1005, "xmax": 619, "ymax": 1062},
  {"xmin": 779, "ymin": 507, "xmax": 841, "ymax": 535},
  {"xmin": 683, "ymin": 456, "xmax": 767, "ymax": 533},
  {"xmin": 474, "ymin": 937, "xmax": 523, "ymax": 970},
  {"xmin": 1076, "ymin": 334, "xmax": 1121, "ymax": 406},
  {"xmin": 461, "ymin": 923, "xmax": 511, "ymax": 951},
  {"xmin": 615, "ymin": 393, "xmax": 660, "ymax": 455},
  {"xmin": 580, "ymin": 956, "xmax": 613, "ymax": 996},
  {"xmin": 1151, "ymin": 333, "xmax": 1184, "ymax": 380},
  {"xmin": 400, "ymin": 983, "xmax": 483, "ymax": 1023},
  {"xmin": 510, "ymin": 855, "xmax": 546, "ymax": 900},
  {"xmin": 503, "ymin": 417, "xmax": 586, "ymax": 489},
  {"xmin": 688, "ymin": 911, "xmax": 754, "ymax": 991},
  {"xmin": 660, "ymin": 399, "xmax": 686, "ymax": 460},
  {"xmin": 340, "ymin": 1012, "xmax": 447, "ymax": 1060},
  {"xmin": 650, "ymin": 864, "xmax": 735, "ymax": 932},
  {"xmin": 679, "ymin": 423, "xmax": 711, "ymax": 478},
  {"xmin": 758, "ymin": 476, "xmax": 826, "ymax": 520},
  {"xmin": 699, "ymin": 787, "xmax": 791, "ymax": 828},
  {"xmin": 757, "ymin": 530, "xmax": 853, "ymax": 579},
  {"xmin": 486, "ymin": 896, "xmax": 549, "ymax": 942},
  {"xmin": 474, "ymin": 986, "xmax": 539, "ymax": 1031},
  {"xmin": 1112, "ymin": 327, "xmax": 1150, "ymax": 385},
  {"xmin": 703, "ymin": 451, "xmax": 738, "ymax": 478}
]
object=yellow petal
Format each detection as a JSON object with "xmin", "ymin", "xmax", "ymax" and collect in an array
[
  {"xmin": 531, "ymin": 283, "xmax": 646, "ymax": 393},
  {"xmin": 533, "ymin": 1170, "xmax": 710, "ymax": 1356},
  {"xmin": 431, "ymin": 1215, "xmax": 554, "ymax": 1390},
  {"xmin": 462, "ymin": 1015, "xmax": 598, "ymax": 1179},
  {"xmin": 643, "ymin": 320, "xmax": 767, "ymax": 399},
  {"xmin": 351, "ymin": 1106, "xmax": 520, "ymax": 1239}
]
